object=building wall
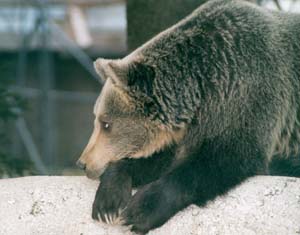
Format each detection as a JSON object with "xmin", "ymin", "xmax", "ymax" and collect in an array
[{"xmin": 127, "ymin": 0, "xmax": 207, "ymax": 51}]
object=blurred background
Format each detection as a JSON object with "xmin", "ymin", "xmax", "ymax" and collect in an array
[{"xmin": 0, "ymin": 0, "xmax": 299, "ymax": 178}]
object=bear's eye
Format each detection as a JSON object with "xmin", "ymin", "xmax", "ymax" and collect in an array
[{"xmin": 100, "ymin": 121, "xmax": 112, "ymax": 132}]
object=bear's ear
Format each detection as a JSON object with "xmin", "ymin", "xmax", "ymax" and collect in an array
[{"xmin": 93, "ymin": 58, "xmax": 129, "ymax": 86}]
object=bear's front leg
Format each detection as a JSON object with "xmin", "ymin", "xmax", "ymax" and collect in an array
[
  {"xmin": 121, "ymin": 178, "xmax": 188, "ymax": 234},
  {"xmin": 92, "ymin": 160, "xmax": 132, "ymax": 223},
  {"xmin": 121, "ymin": 133, "xmax": 266, "ymax": 234},
  {"xmin": 92, "ymin": 148, "xmax": 175, "ymax": 224}
]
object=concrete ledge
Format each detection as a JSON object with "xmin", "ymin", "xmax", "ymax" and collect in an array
[{"xmin": 0, "ymin": 176, "xmax": 300, "ymax": 235}]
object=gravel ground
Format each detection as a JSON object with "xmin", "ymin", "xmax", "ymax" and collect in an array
[{"xmin": 0, "ymin": 176, "xmax": 299, "ymax": 235}]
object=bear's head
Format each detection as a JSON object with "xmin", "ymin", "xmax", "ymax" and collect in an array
[{"xmin": 77, "ymin": 57, "xmax": 185, "ymax": 179}]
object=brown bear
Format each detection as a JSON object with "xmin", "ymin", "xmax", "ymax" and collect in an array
[{"xmin": 77, "ymin": 0, "xmax": 300, "ymax": 233}]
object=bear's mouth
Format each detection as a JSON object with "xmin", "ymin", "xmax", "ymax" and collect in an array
[{"xmin": 85, "ymin": 166, "xmax": 107, "ymax": 180}]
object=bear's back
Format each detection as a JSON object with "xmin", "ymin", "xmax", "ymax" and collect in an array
[{"xmin": 128, "ymin": 0, "xmax": 300, "ymax": 150}]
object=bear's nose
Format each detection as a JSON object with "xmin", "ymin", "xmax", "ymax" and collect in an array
[{"xmin": 76, "ymin": 160, "xmax": 86, "ymax": 170}]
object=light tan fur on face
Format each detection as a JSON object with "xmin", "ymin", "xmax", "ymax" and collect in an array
[
  {"xmin": 78, "ymin": 79, "xmax": 119, "ymax": 179},
  {"xmin": 132, "ymin": 126, "xmax": 186, "ymax": 158},
  {"xmin": 78, "ymin": 77, "xmax": 186, "ymax": 179},
  {"xmin": 79, "ymin": 121, "xmax": 115, "ymax": 179},
  {"xmin": 79, "ymin": 122, "xmax": 120, "ymax": 179}
]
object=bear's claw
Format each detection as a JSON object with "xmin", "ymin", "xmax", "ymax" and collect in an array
[{"xmin": 92, "ymin": 167, "xmax": 132, "ymax": 224}]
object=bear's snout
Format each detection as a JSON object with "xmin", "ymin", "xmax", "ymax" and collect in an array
[{"xmin": 76, "ymin": 160, "xmax": 86, "ymax": 170}]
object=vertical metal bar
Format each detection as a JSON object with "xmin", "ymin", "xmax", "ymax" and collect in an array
[
  {"xmin": 14, "ymin": 1, "xmax": 51, "ymax": 174},
  {"xmin": 39, "ymin": 2, "xmax": 56, "ymax": 171},
  {"xmin": 14, "ymin": 0, "xmax": 28, "ymax": 158},
  {"xmin": 16, "ymin": 18, "xmax": 27, "ymax": 86}
]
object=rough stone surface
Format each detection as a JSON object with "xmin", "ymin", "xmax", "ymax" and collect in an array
[{"xmin": 0, "ymin": 176, "xmax": 299, "ymax": 235}]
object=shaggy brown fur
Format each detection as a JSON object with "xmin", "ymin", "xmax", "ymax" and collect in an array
[{"xmin": 77, "ymin": 0, "xmax": 300, "ymax": 233}]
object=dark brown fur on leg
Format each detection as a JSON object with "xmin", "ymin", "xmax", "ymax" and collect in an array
[
  {"xmin": 121, "ymin": 132, "xmax": 266, "ymax": 234},
  {"xmin": 92, "ymin": 146, "xmax": 175, "ymax": 223}
]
